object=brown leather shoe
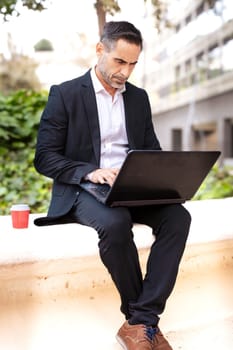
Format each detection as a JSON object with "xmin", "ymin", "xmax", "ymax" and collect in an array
[
  {"xmin": 153, "ymin": 327, "xmax": 173, "ymax": 350},
  {"xmin": 116, "ymin": 321, "xmax": 156, "ymax": 350},
  {"xmin": 116, "ymin": 321, "xmax": 173, "ymax": 350}
]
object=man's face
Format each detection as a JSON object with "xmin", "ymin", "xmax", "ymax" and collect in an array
[{"xmin": 96, "ymin": 38, "xmax": 141, "ymax": 90}]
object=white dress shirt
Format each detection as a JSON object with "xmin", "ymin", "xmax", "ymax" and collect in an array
[{"xmin": 90, "ymin": 68, "xmax": 129, "ymax": 169}]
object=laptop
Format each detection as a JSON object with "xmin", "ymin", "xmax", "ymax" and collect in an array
[{"xmin": 79, "ymin": 150, "xmax": 220, "ymax": 207}]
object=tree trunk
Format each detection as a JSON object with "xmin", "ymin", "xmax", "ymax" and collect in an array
[{"xmin": 95, "ymin": 0, "xmax": 106, "ymax": 38}]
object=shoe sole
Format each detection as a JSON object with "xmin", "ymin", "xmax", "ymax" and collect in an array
[{"xmin": 116, "ymin": 335, "xmax": 128, "ymax": 350}]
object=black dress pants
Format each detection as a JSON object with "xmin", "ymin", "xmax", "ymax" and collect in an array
[{"xmin": 69, "ymin": 189, "xmax": 191, "ymax": 326}]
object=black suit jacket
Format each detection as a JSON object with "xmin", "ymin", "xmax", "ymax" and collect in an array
[{"xmin": 34, "ymin": 70, "xmax": 161, "ymax": 224}]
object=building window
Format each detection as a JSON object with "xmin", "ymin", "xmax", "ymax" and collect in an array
[
  {"xmin": 222, "ymin": 37, "xmax": 233, "ymax": 73},
  {"xmin": 196, "ymin": 52, "xmax": 208, "ymax": 82},
  {"xmin": 208, "ymin": 45, "xmax": 222, "ymax": 79},
  {"xmin": 196, "ymin": 1, "xmax": 205, "ymax": 16},
  {"xmin": 174, "ymin": 65, "xmax": 181, "ymax": 91},
  {"xmin": 175, "ymin": 65, "xmax": 181, "ymax": 79},
  {"xmin": 175, "ymin": 23, "xmax": 180, "ymax": 33},
  {"xmin": 192, "ymin": 122, "xmax": 217, "ymax": 151},
  {"xmin": 185, "ymin": 59, "xmax": 192, "ymax": 87},
  {"xmin": 224, "ymin": 119, "xmax": 233, "ymax": 158},
  {"xmin": 172, "ymin": 129, "xmax": 182, "ymax": 151},
  {"xmin": 185, "ymin": 14, "xmax": 192, "ymax": 25}
]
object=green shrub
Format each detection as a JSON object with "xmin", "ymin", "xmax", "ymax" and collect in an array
[
  {"xmin": 193, "ymin": 165, "xmax": 233, "ymax": 200},
  {"xmin": 0, "ymin": 89, "xmax": 46, "ymax": 148},
  {"xmin": 0, "ymin": 89, "xmax": 51, "ymax": 215},
  {"xmin": 0, "ymin": 148, "xmax": 52, "ymax": 214},
  {"xmin": 34, "ymin": 39, "xmax": 53, "ymax": 52}
]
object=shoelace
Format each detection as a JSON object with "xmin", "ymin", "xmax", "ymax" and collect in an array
[{"xmin": 145, "ymin": 326, "xmax": 157, "ymax": 342}]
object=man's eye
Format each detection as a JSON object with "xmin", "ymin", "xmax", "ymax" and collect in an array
[{"xmin": 116, "ymin": 59, "xmax": 125, "ymax": 64}]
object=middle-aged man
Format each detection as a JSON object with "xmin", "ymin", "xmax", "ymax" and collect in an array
[{"xmin": 34, "ymin": 21, "xmax": 191, "ymax": 350}]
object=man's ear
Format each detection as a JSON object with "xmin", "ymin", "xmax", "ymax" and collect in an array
[{"xmin": 96, "ymin": 42, "xmax": 104, "ymax": 57}]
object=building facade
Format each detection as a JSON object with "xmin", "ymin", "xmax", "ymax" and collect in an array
[{"xmin": 147, "ymin": 0, "xmax": 233, "ymax": 165}]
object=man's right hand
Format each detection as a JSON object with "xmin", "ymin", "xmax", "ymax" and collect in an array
[{"xmin": 88, "ymin": 168, "xmax": 119, "ymax": 186}]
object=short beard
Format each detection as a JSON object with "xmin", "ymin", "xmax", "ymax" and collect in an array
[{"xmin": 99, "ymin": 66, "xmax": 125, "ymax": 89}]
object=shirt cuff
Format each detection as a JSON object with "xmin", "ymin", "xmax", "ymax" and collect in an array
[{"xmin": 85, "ymin": 171, "xmax": 94, "ymax": 182}]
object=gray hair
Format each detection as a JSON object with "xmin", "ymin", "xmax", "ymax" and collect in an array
[{"xmin": 100, "ymin": 21, "xmax": 143, "ymax": 51}]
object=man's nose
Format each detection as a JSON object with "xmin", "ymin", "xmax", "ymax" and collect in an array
[{"xmin": 120, "ymin": 65, "xmax": 133, "ymax": 78}]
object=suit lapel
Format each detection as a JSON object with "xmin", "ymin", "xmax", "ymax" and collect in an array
[
  {"xmin": 81, "ymin": 72, "xmax": 101, "ymax": 165},
  {"xmin": 123, "ymin": 89, "xmax": 136, "ymax": 149}
]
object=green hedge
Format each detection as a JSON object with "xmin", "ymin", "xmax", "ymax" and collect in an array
[
  {"xmin": 193, "ymin": 165, "xmax": 233, "ymax": 200},
  {"xmin": 0, "ymin": 89, "xmax": 51, "ymax": 215}
]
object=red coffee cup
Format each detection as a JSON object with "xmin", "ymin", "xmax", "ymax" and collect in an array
[{"xmin": 10, "ymin": 204, "xmax": 30, "ymax": 229}]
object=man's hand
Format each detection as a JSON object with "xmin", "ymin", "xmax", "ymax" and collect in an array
[{"xmin": 90, "ymin": 168, "xmax": 119, "ymax": 186}]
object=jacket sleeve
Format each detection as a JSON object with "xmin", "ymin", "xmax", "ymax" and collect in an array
[{"xmin": 34, "ymin": 85, "xmax": 98, "ymax": 185}]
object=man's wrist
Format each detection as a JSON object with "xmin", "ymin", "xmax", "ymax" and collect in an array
[{"xmin": 85, "ymin": 171, "xmax": 95, "ymax": 182}]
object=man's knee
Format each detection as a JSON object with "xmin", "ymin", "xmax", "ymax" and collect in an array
[
  {"xmin": 162, "ymin": 204, "xmax": 191, "ymax": 236},
  {"xmin": 179, "ymin": 205, "xmax": 191, "ymax": 228},
  {"xmin": 98, "ymin": 208, "xmax": 133, "ymax": 246},
  {"xmin": 170, "ymin": 204, "xmax": 191, "ymax": 238}
]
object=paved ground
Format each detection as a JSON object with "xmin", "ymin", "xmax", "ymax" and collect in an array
[{"xmin": 0, "ymin": 241, "xmax": 232, "ymax": 350}]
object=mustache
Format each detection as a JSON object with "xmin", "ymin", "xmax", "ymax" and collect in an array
[{"xmin": 112, "ymin": 74, "xmax": 128, "ymax": 81}]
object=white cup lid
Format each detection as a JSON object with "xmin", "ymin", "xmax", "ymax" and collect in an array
[{"xmin": 10, "ymin": 204, "xmax": 30, "ymax": 211}]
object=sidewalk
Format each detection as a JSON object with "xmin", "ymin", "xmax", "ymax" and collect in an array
[{"xmin": 0, "ymin": 248, "xmax": 232, "ymax": 350}]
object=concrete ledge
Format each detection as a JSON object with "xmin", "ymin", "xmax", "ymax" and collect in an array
[
  {"xmin": 0, "ymin": 217, "xmax": 153, "ymax": 263},
  {"xmin": 1, "ymin": 198, "xmax": 233, "ymax": 260},
  {"xmin": 0, "ymin": 216, "xmax": 154, "ymax": 301},
  {"xmin": 0, "ymin": 198, "xmax": 233, "ymax": 301}
]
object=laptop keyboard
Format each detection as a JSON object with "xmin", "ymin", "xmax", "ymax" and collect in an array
[
  {"xmin": 91, "ymin": 183, "xmax": 110, "ymax": 197},
  {"xmin": 81, "ymin": 182, "xmax": 111, "ymax": 201}
]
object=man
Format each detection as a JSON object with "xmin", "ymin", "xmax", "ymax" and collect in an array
[{"xmin": 34, "ymin": 21, "xmax": 191, "ymax": 350}]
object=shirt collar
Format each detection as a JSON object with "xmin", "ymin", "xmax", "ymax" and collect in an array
[{"xmin": 90, "ymin": 67, "xmax": 126, "ymax": 95}]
